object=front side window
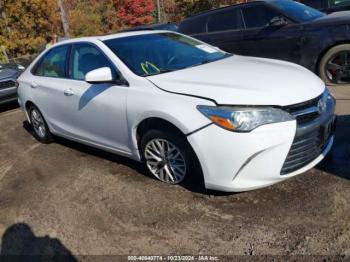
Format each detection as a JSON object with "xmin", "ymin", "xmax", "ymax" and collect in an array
[
  {"xmin": 270, "ymin": 0, "xmax": 325, "ymax": 22},
  {"xmin": 242, "ymin": 4, "xmax": 283, "ymax": 28},
  {"xmin": 298, "ymin": 0, "xmax": 326, "ymax": 9},
  {"xmin": 34, "ymin": 45, "xmax": 69, "ymax": 78},
  {"xmin": 104, "ymin": 33, "xmax": 231, "ymax": 77},
  {"xmin": 330, "ymin": 0, "xmax": 350, "ymax": 7},
  {"xmin": 207, "ymin": 9, "xmax": 243, "ymax": 32},
  {"xmin": 70, "ymin": 43, "xmax": 115, "ymax": 80}
]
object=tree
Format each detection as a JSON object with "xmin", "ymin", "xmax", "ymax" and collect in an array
[
  {"xmin": 0, "ymin": 0, "xmax": 62, "ymax": 57},
  {"xmin": 114, "ymin": 0, "xmax": 155, "ymax": 27},
  {"xmin": 63, "ymin": 0, "xmax": 118, "ymax": 37}
]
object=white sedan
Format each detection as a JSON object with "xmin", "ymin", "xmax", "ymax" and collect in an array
[{"xmin": 17, "ymin": 31, "xmax": 336, "ymax": 192}]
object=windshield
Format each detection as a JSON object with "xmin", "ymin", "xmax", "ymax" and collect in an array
[
  {"xmin": 271, "ymin": 0, "xmax": 325, "ymax": 22},
  {"xmin": 104, "ymin": 33, "xmax": 231, "ymax": 77}
]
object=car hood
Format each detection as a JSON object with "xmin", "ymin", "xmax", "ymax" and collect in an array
[
  {"xmin": 147, "ymin": 55, "xmax": 325, "ymax": 106},
  {"xmin": 0, "ymin": 68, "xmax": 18, "ymax": 80},
  {"xmin": 311, "ymin": 11, "xmax": 350, "ymax": 25}
]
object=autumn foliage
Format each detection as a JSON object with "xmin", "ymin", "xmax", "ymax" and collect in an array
[
  {"xmin": 0, "ymin": 0, "xmax": 243, "ymax": 58},
  {"xmin": 0, "ymin": 0, "xmax": 62, "ymax": 57},
  {"xmin": 115, "ymin": 0, "xmax": 155, "ymax": 26}
]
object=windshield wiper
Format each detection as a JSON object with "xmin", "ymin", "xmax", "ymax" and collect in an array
[
  {"xmin": 143, "ymin": 68, "xmax": 175, "ymax": 77},
  {"xmin": 181, "ymin": 60, "xmax": 211, "ymax": 70}
]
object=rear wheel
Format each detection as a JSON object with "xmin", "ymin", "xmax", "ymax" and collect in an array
[
  {"xmin": 28, "ymin": 106, "xmax": 53, "ymax": 144},
  {"xmin": 141, "ymin": 129, "xmax": 202, "ymax": 186},
  {"xmin": 319, "ymin": 44, "xmax": 350, "ymax": 85}
]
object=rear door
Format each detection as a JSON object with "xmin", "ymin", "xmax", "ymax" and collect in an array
[
  {"xmin": 194, "ymin": 8, "xmax": 244, "ymax": 54},
  {"xmin": 239, "ymin": 2, "xmax": 303, "ymax": 63},
  {"xmin": 30, "ymin": 44, "xmax": 73, "ymax": 135}
]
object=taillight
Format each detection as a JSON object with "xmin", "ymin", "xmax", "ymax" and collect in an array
[{"xmin": 15, "ymin": 80, "xmax": 19, "ymax": 88}]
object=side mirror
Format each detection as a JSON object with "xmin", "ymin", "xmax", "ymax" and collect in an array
[
  {"xmin": 85, "ymin": 67, "xmax": 114, "ymax": 84},
  {"xmin": 17, "ymin": 64, "xmax": 25, "ymax": 71}
]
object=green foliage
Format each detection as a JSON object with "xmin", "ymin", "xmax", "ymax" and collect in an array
[{"xmin": 65, "ymin": 0, "xmax": 119, "ymax": 37}]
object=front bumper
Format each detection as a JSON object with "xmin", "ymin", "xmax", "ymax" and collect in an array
[
  {"xmin": 0, "ymin": 80, "xmax": 17, "ymax": 105},
  {"xmin": 187, "ymin": 97, "xmax": 336, "ymax": 192}
]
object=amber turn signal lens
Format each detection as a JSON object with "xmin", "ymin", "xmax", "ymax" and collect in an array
[{"xmin": 209, "ymin": 116, "xmax": 235, "ymax": 130}]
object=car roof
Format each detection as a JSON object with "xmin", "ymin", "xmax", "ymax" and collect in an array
[
  {"xmin": 55, "ymin": 30, "xmax": 173, "ymax": 45},
  {"xmin": 119, "ymin": 23, "xmax": 178, "ymax": 32},
  {"xmin": 180, "ymin": 0, "xmax": 282, "ymax": 21}
]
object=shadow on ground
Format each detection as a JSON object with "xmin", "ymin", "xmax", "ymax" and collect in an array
[
  {"xmin": 0, "ymin": 102, "xmax": 18, "ymax": 113},
  {"xmin": 0, "ymin": 223, "xmax": 76, "ymax": 261},
  {"xmin": 22, "ymin": 121, "xmax": 219, "ymax": 196},
  {"xmin": 317, "ymin": 114, "xmax": 350, "ymax": 180},
  {"xmin": 22, "ymin": 112, "xmax": 349, "ymax": 197}
]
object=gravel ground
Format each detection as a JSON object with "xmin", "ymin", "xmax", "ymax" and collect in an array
[{"xmin": 0, "ymin": 86, "xmax": 349, "ymax": 258}]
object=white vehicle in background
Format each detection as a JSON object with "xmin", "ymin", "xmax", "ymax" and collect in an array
[{"xmin": 17, "ymin": 31, "xmax": 336, "ymax": 192}]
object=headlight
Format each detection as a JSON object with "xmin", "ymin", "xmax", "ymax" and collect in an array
[
  {"xmin": 324, "ymin": 87, "xmax": 335, "ymax": 102},
  {"xmin": 197, "ymin": 105, "xmax": 294, "ymax": 132},
  {"xmin": 318, "ymin": 88, "xmax": 335, "ymax": 114}
]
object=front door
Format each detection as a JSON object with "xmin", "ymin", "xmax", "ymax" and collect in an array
[
  {"xmin": 239, "ymin": 3, "xmax": 303, "ymax": 64},
  {"xmin": 63, "ymin": 43, "xmax": 130, "ymax": 153}
]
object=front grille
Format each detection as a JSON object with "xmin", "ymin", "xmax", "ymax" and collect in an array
[
  {"xmin": 280, "ymin": 92, "xmax": 335, "ymax": 175},
  {"xmin": 0, "ymin": 80, "xmax": 16, "ymax": 90},
  {"xmin": 283, "ymin": 94, "xmax": 321, "ymax": 125},
  {"xmin": 281, "ymin": 128, "xmax": 327, "ymax": 175}
]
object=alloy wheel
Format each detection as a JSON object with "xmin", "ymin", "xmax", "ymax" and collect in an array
[
  {"xmin": 326, "ymin": 51, "xmax": 350, "ymax": 84},
  {"xmin": 144, "ymin": 138, "xmax": 187, "ymax": 184},
  {"xmin": 30, "ymin": 109, "xmax": 47, "ymax": 138}
]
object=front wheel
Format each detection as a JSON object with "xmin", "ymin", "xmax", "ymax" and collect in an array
[
  {"xmin": 141, "ymin": 129, "xmax": 202, "ymax": 186},
  {"xmin": 319, "ymin": 44, "xmax": 350, "ymax": 85}
]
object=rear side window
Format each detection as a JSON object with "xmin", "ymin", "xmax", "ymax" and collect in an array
[
  {"xmin": 242, "ymin": 4, "xmax": 282, "ymax": 28},
  {"xmin": 33, "ymin": 45, "xmax": 69, "ymax": 78},
  {"xmin": 70, "ymin": 43, "xmax": 115, "ymax": 80},
  {"xmin": 207, "ymin": 9, "xmax": 243, "ymax": 32},
  {"xmin": 179, "ymin": 16, "xmax": 207, "ymax": 34}
]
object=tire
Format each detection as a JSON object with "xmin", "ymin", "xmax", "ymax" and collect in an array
[
  {"xmin": 28, "ymin": 105, "xmax": 53, "ymax": 144},
  {"xmin": 140, "ymin": 129, "xmax": 203, "ymax": 187},
  {"xmin": 319, "ymin": 44, "xmax": 350, "ymax": 86}
]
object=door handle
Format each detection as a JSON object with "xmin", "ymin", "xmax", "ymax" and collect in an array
[
  {"xmin": 64, "ymin": 88, "xmax": 74, "ymax": 96},
  {"xmin": 30, "ymin": 82, "xmax": 38, "ymax": 88}
]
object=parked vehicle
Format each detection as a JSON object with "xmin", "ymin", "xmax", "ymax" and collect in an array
[
  {"xmin": 0, "ymin": 64, "xmax": 24, "ymax": 105},
  {"xmin": 296, "ymin": 0, "xmax": 350, "ymax": 13},
  {"xmin": 17, "ymin": 31, "xmax": 336, "ymax": 192},
  {"xmin": 120, "ymin": 23, "xmax": 178, "ymax": 32},
  {"xmin": 178, "ymin": 0, "xmax": 350, "ymax": 85}
]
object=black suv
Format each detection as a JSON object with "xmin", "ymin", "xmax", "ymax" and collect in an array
[
  {"xmin": 297, "ymin": 0, "xmax": 350, "ymax": 13},
  {"xmin": 179, "ymin": 0, "xmax": 350, "ymax": 85}
]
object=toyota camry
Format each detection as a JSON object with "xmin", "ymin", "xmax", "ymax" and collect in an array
[{"xmin": 17, "ymin": 31, "xmax": 336, "ymax": 192}]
